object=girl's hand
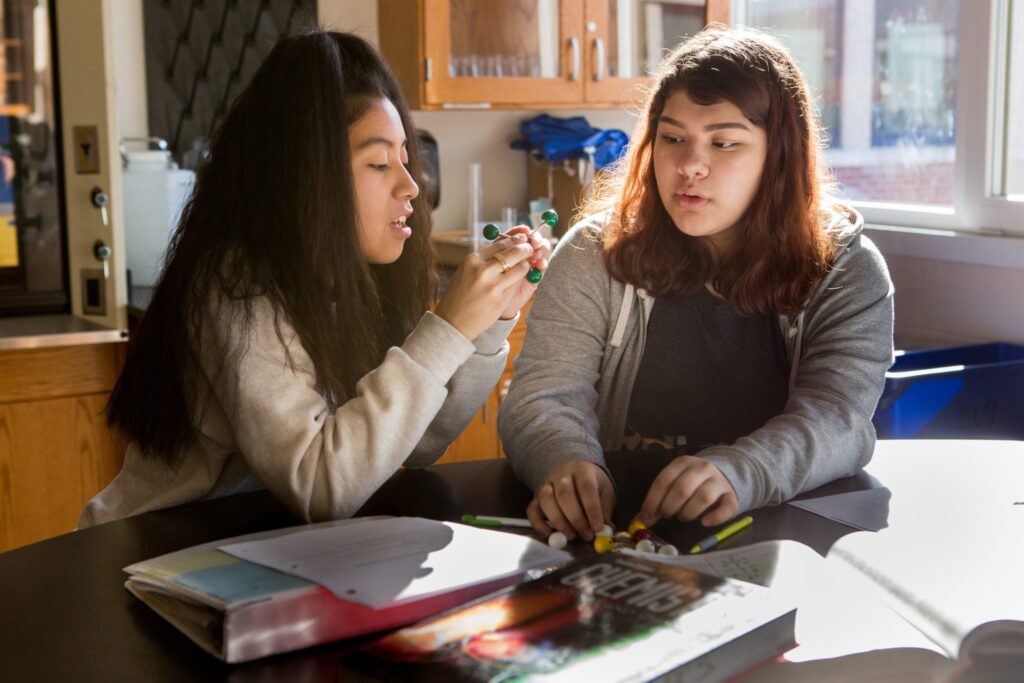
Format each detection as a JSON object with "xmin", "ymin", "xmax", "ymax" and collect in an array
[
  {"xmin": 526, "ymin": 461, "xmax": 615, "ymax": 542},
  {"xmin": 498, "ymin": 225, "xmax": 552, "ymax": 320},
  {"xmin": 635, "ymin": 456, "xmax": 738, "ymax": 527},
  {"xmin": 434, "ymin": 234, "xmax": 534, "ymax": 341}
]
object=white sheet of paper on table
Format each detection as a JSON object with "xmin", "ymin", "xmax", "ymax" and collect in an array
[
  {"xmin": 787, "ymin": 488, "xmax": 892, "ymax": 532},
  {"xmin": 219, "ymin": 516, "xmax": 569, "ymax": 608},
  {"xmin": 625, "ymin": 538, "xmax": 820, "ymax": 588}
]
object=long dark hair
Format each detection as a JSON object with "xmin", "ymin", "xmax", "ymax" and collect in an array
[
  {"xmin": 108, "ymin": 30, "xmax": 436, "ymax": 464},
  {"xmin": 594, "ymin": 26, "xmax": 838, "ymax": 315}
]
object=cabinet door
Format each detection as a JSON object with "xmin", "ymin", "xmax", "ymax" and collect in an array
[
  {"xmin": 437, "ymin": 389, "xmax": 501, "ymax": 463},
  {"xmin": 583, "ymin": 0, "xmax": 730, "ymax": 105},
  {"xmin": 0, "ymin": 393, "xmax": 124, "ymax": 551},
  {"xmin": 0, "ymin": 342, "xmax": 125, "ymax": 551},
  {"xmin": 423, "ymin": 0, "xmax": 585, "ymax": 107},
  {"xmin": 438, "ymin": 299, "xmax": 531, "ymax": 463}
]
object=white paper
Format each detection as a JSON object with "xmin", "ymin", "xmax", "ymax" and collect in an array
[
  {"xmin": 787, "ymin": 488, "xmax": 892, "ymax": 532},
  {"xmin": 828, "ymin": 516, "xmax": 1024, "ymax": 659},
  {"xmin": 219, "ymin": 517, "xmax": 570, "ymax": 608},
  {"xmin": 630, "ymin": 540, "xmax": 944, "ymax": 663},
  {"xmin": 624, "ymin": 539, "xmax": 820, "ymax": 588}
]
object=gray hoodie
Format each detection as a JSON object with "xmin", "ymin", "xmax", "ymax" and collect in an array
[{"xmin": 499, "ymin": 208, "xmax": 894, "ymax": 513}]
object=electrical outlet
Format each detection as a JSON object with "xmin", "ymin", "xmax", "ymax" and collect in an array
[{"xmin": 80, "ymin": 268, "xmax": 106, "ymax": 316}]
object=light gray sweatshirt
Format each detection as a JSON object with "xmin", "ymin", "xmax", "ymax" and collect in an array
[
  {"xmin": 499, "ymin": 209, "xmax": 895, "ymax": 513},
  {"xmin": 79, "ymin": 294, "xmax": 513, "ymax": 527}
]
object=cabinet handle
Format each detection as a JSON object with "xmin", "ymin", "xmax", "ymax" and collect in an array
[
  {"xmin": 593, "ymin": 37, "xmax": 605, "ymax": 82},
  {"xmin": 569, "ymin": 36, "xmax": 580, "ymax": 82}
]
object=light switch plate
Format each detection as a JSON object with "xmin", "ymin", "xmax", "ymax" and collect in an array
[{"xmin": 72, "ymin": 125, "xmax": 101, "ymax": 174}]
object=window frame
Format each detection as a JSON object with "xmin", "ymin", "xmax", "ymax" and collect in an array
[{"xmin": 733, "ymin": 0, "xmax": 1024, "ymax": 249}]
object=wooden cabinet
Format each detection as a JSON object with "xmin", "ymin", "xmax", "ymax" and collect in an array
[
  {"xmin": 581, "ymin": 0, "xmax": 729, "ymax": 104},
  {"xmin": 438, "ymin": 385, "xmax": 502, "ymax": 463},
  {"xmin": 0, "ymin": 343, "xmax": 125, "ymax": 551},
  {"xmin": 379, "ymin": 0, "xmax": 730, "ymax": 110},
  {"xmin": 438, "ymin": 301, "xmax": 530, "ymax": 463}
]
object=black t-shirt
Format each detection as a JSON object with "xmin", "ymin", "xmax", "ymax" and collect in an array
[{"xmin": 624, "ymin": 288, "xmax": 789, "ymax": 455}]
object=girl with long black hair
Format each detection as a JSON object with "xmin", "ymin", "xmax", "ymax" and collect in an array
[{"xmin": 80, "ymin": 30, "xmax": 548, "ymax": 526}]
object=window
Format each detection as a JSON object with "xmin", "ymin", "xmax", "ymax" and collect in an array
[
  {"xmin": 740, "ymin": 0, "xmax": 957, "ymax": 207},
  {"xmin": 605, "ymin": 0, "xmax": 707, "ymax": 79},
  {"xmin": 1004, "ymin": 0, "xmax": 1024, "ymax": 198},
  {"xmin": 734, "ymin": 0, "xmax": 1024, "ymax": 236},
  {"xmin": 0, "ymin": 0, "xmax": 67, "ymax": 314}
]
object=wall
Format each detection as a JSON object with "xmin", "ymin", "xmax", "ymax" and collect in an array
[
  {"xmin": 883, "ymin": 255, "xmax": 1024, "ymax": 348},
  {"xmin": 109, "ymin": 0, "xmax": 1024, "ymax": 349},
  {"xmin": 111, "ymin": 0, "xmax": 148, "ymax": 139},
  {"xmin": 112, "ymin": 0, "xmax": 636, "ymax": 232},
  {"xmin": 866, "ymin": 226, "xmax": 1024, "ymax": 347},
  {"xmin": 411, "ymin": 109, "xmax": 635, "ymax": 232}
]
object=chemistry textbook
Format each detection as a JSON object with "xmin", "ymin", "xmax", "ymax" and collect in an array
[{"xmin": 346, "ymin": 551, "xmax": 797, "ymax": 682}]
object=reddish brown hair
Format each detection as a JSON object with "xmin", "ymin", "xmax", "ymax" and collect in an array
[{"xmin": 593, "ymin": 26, "xmax": 839, "ymax": 315}]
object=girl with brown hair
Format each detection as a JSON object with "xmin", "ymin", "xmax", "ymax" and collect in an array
[{"xmin": 500, "ymin": 26, "xmax": 894, "ymax": 542}]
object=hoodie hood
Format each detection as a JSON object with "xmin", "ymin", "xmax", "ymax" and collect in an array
[{"xmin": 824, "ymin": 202, "xmax": 865, "ymax": 246}]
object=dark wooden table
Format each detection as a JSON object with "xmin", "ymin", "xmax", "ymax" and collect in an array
[{"xmin": 0, "ymin": 449, "xmax": 917, "ymax": 683}]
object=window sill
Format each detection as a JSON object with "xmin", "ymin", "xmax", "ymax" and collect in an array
[{"xmin": 864, "ymin": 224, "xmax": 1024, "ymax": 271}]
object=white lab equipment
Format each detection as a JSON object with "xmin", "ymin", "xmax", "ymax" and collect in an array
[{"xmin": 121, "ymin": 138, "xmax": 195, "ymax": 286}]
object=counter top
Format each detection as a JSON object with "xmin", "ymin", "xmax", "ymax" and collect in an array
[
  {"xmin": 432, "ymin": 230, "xmax": 558, "ymax": 268},
  {"xmin": 432, "ymin": 230, "xmax": 477, "ymax": 267},
  {"xmin": 0, "ymin": 314, "xmax": 125, "ymax": 351},
  {"xmin": 128, "ymin": 285, "xmax": 153, "ymax": 320}
]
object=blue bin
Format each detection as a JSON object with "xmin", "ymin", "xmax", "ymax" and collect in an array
[{"xmin": 872, "ymin": 343, "xmax": 1024, "ymax": 439}]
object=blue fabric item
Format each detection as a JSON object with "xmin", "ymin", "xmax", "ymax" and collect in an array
[{"xmin": 510, "ymin": 114, "xmax": 628, "ymax": 169}]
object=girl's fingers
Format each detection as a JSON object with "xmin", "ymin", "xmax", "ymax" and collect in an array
[
  {"xmin": 479, "ymin": 243, "xmax": 533, "ymax": 276},
  {"xmin": 530, "ymin": 236, "xmax": 552, "ymax": 258},
  {"xmin": 497, "ymin": 243, "xmax": 534, "ymax": 268},
  {"xmin": 676, "ymin": 478, "xmax": 726, "ymax": 523},
  {"xmin": 698, "ymin": 491, "xmax": 739, "ymax": 526},
  {"xmin": 552, "ymin": 477, "xmax": 593, "ymax": 541},
  {"xmin": 536, "ymin": 483, "xmax": 575, "ymax": 541},
  {"xmin": 488, "ymin": 245, "xmax": 534, "ymax": 292},
  {"xmin": 661, "ymin": 469, "xmax": 712, "ymax": 521},
  {"xmin": 526, "ymin": 498, "xmax": 551, "ymax": 538},
  {"xmin": 527, "ymin": 237, "xmax": 551, "ymax": 267},
  {"xmin": 484, "ymin": 227, "xmax": 549, "ymax": 255},
  {"xmin": 600, "ymin": 483, "xmax": 616, "ymax": 523},
  {"xmin": 497, "ymin": 260, "xmax": 532, "ymax": 293},
  {"xmin": 638, "ymin": 457, "xmax": 693, "ymax": 524},
  {"xmin": 531, "ymin": 463, "xmax": 616, "ymax": 545},
  {"xmin": 573, "ymin": 471, "xmax": 607, "ymax": 535},
  {"xmin": 476, "ymin": 234, "xmax": 527, "ymax": 261},
  {"xmin": 505, "ymin": 224, "xmax": 533, "ymax": 235}
]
